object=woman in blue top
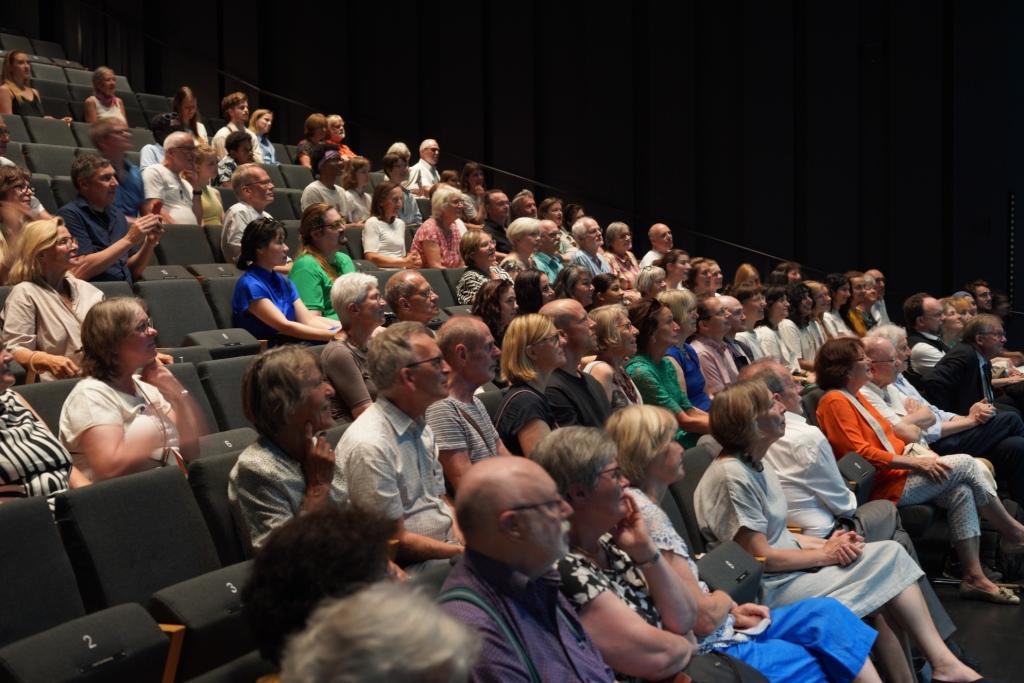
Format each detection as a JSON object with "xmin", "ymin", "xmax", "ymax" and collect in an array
[
  {"xmin": 231, "ymin": 218, "xmax": 343, "ymax": 346},
  {"xmin": 657, "ymin": 289, "xmax": 712, "ymax": 411}
]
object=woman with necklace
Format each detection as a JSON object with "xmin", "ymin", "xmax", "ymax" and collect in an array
[
  {"xmin": 410, "ymin": 185, "xmax": 467, "ymax": 269},
  {"xmin": 83, "ymin": 66, "xmax": 127, "ymax": 124},
  {"xmin": 3, "ymin": 218, "xmax": 103, "ymax": 380}
]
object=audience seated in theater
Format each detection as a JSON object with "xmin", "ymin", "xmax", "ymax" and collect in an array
[
  {"xmin": 732, "ymin": 282, "xmax": 767, "ymax": 362},
  {"xmin": 340, "ymin": 156, "xmax": 372, "ymax": 226},
  {"xmin": 0, "ymin": 51, "xmax": 69, "ymax": 122},
  {"xmin": 738, "ymin": 360, "xmax": 958, "ymax": 641},
  {"xmin": 532, "ymin": 218, "xmax": 564, "ymax": 284},
  {"xmin": 697, "ymin": 380, "xmax": 988, "ymax": 680},
  {"xmin": 190, "ymin": 144, "xmax": 223, "ymax": 226},
  {"xmin": 719, "ymin": 294, "xmax": 754, "ymax": 370},
  {"xmin": 658, "ymin": 289, "xmax": 712, "ymax": 411},
  {"xmin": 687, "ymin": 257, "xmax": 722, "ymax": 298},
  {"xmin": 471, "ymin": 278, "xmax": 515, "ymax": 346},
  {"xmin": 221, "ymin": 163, "xmax": 275, "ymax": 265},
  {"xmin": 299, "ymin": 143, "xmax": 348, "ymax": 215},
  {"xmin": 540, "ymin": 298, "xmax": 611, "ymax": 428},
  {"xmin": 439, "ymin": 456, "xmax": 613, "ymax": 682},
  {"xmin": 410, "ymin": 185, "xmax": 467, "ymax": 269},
  {"xmin": 965, "ymin": 279, "xmax": 993, "ymax": 314},
  {"xmin": 768, "ymin": 260, "xmax": 802, "ymax": 285},
  {"xmin": 405, "ymin": 138, "xmax": 441, "ymax": 197},
  {"xmin": 231, "ymin": 218, "xmax": 341, "ymax": 344},
  {"xmin": 585, "ymin": 304, "xmax": 642, "ymax": 410},
  {"xmin": 493, "ymin": 314, "xmax": 564, "ymax": 456},
  {"xmin": 3, "ymin": 218, "xmax": 103, "ymax": 380},
  {"xmin": 552, "ymin": 264, "xmax": 594, "ymax": 309},
  {"xmin": 0, "ymin": 166, "xmax": 38, "ymax": 276},
  {"xmin": 293, "ymin": 113, "xmax": 328, "ymax": 168},
  {"xmin": 247, "ymin": 108, "xmax": 277, "ymax": 165},
  {"xmin": 864, "ymin": 268, "xmax": 889, "ymax": 324},
  {"xmin": 513, "ymin": 268, "xmax": 554, "ymax": 315},
  {"xmin": 320, "ymin": 273, "xmax": 385, "ymax": 422},
  {"xmin": 842, "ymin": 270, "xmax": 874, "ymax": 336},
  {"xmin": 634, "ymin": 264, "xmax": 667, "ymax": 299},
  {"xmin": 458, "ymin": 161, "xmax": 485, "ymax": 227},
  {"xmin": 939, "ymin": 296, "xmax": 966, "ymax": 348},
  {"xmin": 437, "ymin": 169, "xmax": 461, "ymax": 191},
  {"xmin": 82, "ymin": 66, "xmax": 126, "ymax": 124},
  {"xmin": 0, "ymin": 116, "xmax": 49, "ymax": 220},
  {"xmin": 381, "ymin": 273, "xmax": 438, "ymax": 332},
  {"xmin": 606, "ymin": 405, "xmax": 884, "ymax": 683},
  {"xmin": 426, "ymin": 316, "xmax": 508, "ymax": 491},
  {"xmin": 91, "ymin": 118, "xmax": 144, "ymax": 220},
  {"xmin": 172, "ymin": 85, "xmax": 208, "ymax": 144},
  {"xmin": 59, "ymin": 297, "xmax": 205, "ymax": 482},
  {"xmin": 603, "ymin": 221, "xmax": 640, "ymax": 295},
  {"xmin": 626, "ymin": 298, "xmax": 708, "ymax": 446},
  {"xmin": 216, "ymin": 130, "xmax": 254, "ymax": 187},
  {"xmin": 814, "ymin": 337, "xmax": 1024, "ymax": 605},
  {"xmin": 456, "ymin": 230, "xmax": 510, "ymax": 306},
  {"xmin": 537, "ymin": 196, "xmax": 575, "ymax": 256},
  {"xmin": 822, "ymin": 272, "xmax": 855, "ymax": 339},
  {"xmin": 58, "ymin": 154, "xmax": 160, "ymax": 283},
  {"xmin": 381, "ymin": 152, "xmax": 421, "ymax": 225},
  {"xmin": 212, "ymin": 91, "xmax": 261, "ymax": 162},
  {"xmin": 141, "ymin": 131, "xmax": 202, "ymax": 224},
  {"xmin": 288, "ymin": 203, "xmax": 356, "ymax": 320},
  {"xmin": 863, "ymin": 327, "xmax": 1024, "ymax": 508},
  {"xmin": 325, "ymin": 114, "xmax": 356, "ymax": 158},
  {"xmin": 656, "ymin": 248, "xmax": 692, "ymax": 292},
  {"xmin": 242, "ymin": 505, "xmax": 396, "ymax": 666},
  {"xmin": 566, "ymin": 205, "xmax": 587, "ymax": 240},
  {"xmin": 805, "ymin": 280, "xmax": 831, "ymax": 345},
  {"xmin": 950, "ymin": 293, "xmax": 977, "ymax": 328},
  {"xmin": 590, "ymin": 273, "xmax": 625, "ymax": 308},
  {"xmin": 732, "ymin": 262, "xmax": 761, "ymax": 288},
  {"xmin": 337, "ymin": 321, "xmax": 463, "ymax": 569},
  {"xmin": 754, "ymin": 285, "xmax": 801, "ymax": 374},
  {"xmin": 639, "ymin": 222, "xmax": 673, "ymax": 268},
  {"xmin": 510, "ymin": 189, "xmax": 537, "ymax": 220},
  {"xmin": 497, "ymin": 216, "xmax": 541, "ymax": 276},
  {"xmin": 139, "ymin": 112, "xmax": 182, "ymax": 170},
  {"xmin": 689, "ymin": 294, "xmax": 739, "ymax": 396},
  {"xmin": 905, "ymin": 292, "xmax": 949, "ymax": 374},
  {"xmin": 568, "ymin": 216, "xmax": 612, "ymax": 277},
  {"xmin": 777, "ymin": 282, "xmax": 819, "ymax": 373},
  {"xmin": 480, "ymin": 189, "xmax": 512, "ymax": 257},
  {"xmin": 285, "ymin": 581, "xmax": 478, "ymax": 683},
  {"xmin": 992, "ymin": 290, "xmax": 1012, "ymax": 320}
]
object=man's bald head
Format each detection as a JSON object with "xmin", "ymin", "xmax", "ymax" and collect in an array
[
  {"xmin": 539, "ymin": 298, "xmax": 582, "ymax": 329},
  {"xmin": 648, "ymin": 223, "xmax": 673, "ymax": 252}
]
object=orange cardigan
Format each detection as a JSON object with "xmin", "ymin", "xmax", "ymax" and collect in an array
[{"xmin": 815, "ymin": 390, "xmax": 910, "ymax": 503}]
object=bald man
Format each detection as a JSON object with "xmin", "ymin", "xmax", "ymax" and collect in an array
[
  {"xmin": 406, "ymin": 138, "xmax": 440, "ymax": 196},
  {"xmin": 639, "ymin": 223, "xmax": 673, "ymax": 268},
  {"xmin": 141, "ymin": 130, "xmax": 202, "ymax": 224},
  {"xmin": 541, "ymin": 298, "xmax": 611, "ymax": 427},
  {"xmin": 439, "ymin": 457, "xmax": 614, "ymax": 683}
]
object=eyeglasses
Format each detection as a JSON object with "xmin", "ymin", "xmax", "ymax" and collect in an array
[
  {"xmin": 405, "ymin": 354, "xmax": 445, "ymax": 370},
  {"xmin": 54, "ymin": 236, "xmax": 77, "ymax": 248},
  {"xmin": 981, "ymin": 331, "xmax": 1007, "ymax": 339},
  {"xmin": 244, "ymin": 178, "xmax": 273, "ymax": 188},
  {"xmin": 10, "ymin": 183, "xmax": 33, "ymax": 194},
  {"xmin": 870, "ymin": 357, "xmax": 898, "ymax": 365},
  {"xmin": 321, "ymin": 220, "xmax": 344, "ymax": 230},
  {"xmin": 133, "ymin": 318, "xmax": 154, "ymax": 335},
  {"xmin": 597, "ymin": 464, "xmax": 627, "ymax": 482},
  {"xmin": 505, "ymin": 498, "xmax": 564, "ymax": 515},
  {"xmin": 531, "ymin": 332, "xmax": 561, "ymax": 347},
  {"xmin": 169, "ymin": 146, "xmax": 197, "ymax": 155}
]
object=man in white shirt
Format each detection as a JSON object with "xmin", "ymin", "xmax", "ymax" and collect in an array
[
  {"xmin": 865, "ymin": 268, "xmax": 890, "ymax": 325},
  {"xmin": 405, "ymin": 139, "xmax": 440, "ymax": 196},
  {"xmin": 211, "ymin": 91, "xmax": 262, "ymax": 162},
  {"xmin": 300, "ymin": 143, "xmax": 349, "ymax": 215},
  {"xmin": 639, "ymin": 223, "xmax": 673, "ymax": 268},
  {"xmin": 221, "ymin": 163, "xmax": 274, "ymax": 265},
  {"xmin": 904, "ymin": 292, "xmax": 949, "ymax": 374},
  {"xmin": 141, "ymin": 131, "xmax": 201, "ymax": 225}
]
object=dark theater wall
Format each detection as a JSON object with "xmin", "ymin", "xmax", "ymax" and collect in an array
[{"xmin": 15, "ymin": 0, "xmax": 1024, "ymax": 323}]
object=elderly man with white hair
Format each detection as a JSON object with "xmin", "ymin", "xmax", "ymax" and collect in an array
[
  {"xmin": 141, "ymin": 130, "xmax": 202, "ymax": 224},
  {"xmin": 568, "ymin": 216, "xmax": 612, "ymax": 278},
  {"xmin": 220, "ymin": 163, "xmax": 274, "ymax": 265},
  {"xmin": 405, "ymin": 138, "xmax": 440, "ymax": 196}
]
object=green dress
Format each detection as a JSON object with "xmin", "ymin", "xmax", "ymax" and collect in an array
[
  {"xmin": 624, "ymin": 353, "xmax": 698, "ymax": 447},
  {"xmin": 288, "ymin": 252, "xmax": 356, "ymax": 320}
]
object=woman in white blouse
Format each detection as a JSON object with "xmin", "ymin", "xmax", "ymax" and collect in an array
[
  {"xmin": 362, "ymin": 182, "xmax": 420, "ymax": 269},
  {"xmin": 776, "ymin": 282, "xmax": 819, "ymax": 374},
  {"xmin": 754, "ymin": 285, "xmax": 801, "ymax": 373},
  {"xmin": 823, "ymin": 272, "xmax": 856, "ymax": 338}
]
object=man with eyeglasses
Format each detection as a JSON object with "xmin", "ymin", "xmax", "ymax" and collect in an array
[
  {"xmin": 141, "ymin": 131, "xmax": 202, "ymax": 224},
  {"xmin": 405, "ymin": 138, "xmax": 440, "ymax": 197},
  {"xmin": 0, "ymin": 114, "xmax": 50, "ymax": 220},
  {"xmin": 337, "ymin": 321, "xmax": 463, "ymax": 571},
  {"xmin": 540, "ymin": 298, "xmax": 610, "ymax": 428},
  {"xmin": 383, "ymin": 270, "xmax": 441, "ymax": 328},
  {"xmin": 221, "ymin": 163, "xmax": 275, "ymax": 265},
  {"xmin": 91, "ymin": 117, "xmax": 144, "ymax": 220},
  {"xmin": 439, "ymin": 456, "xmax": 615, "ymax": 683},
  {"xmin": 690, "ymin": 294, "xmax": 738, "ymax": 396}
]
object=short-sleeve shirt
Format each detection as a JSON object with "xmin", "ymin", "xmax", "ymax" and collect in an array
[
  {"xmin": 300, "ymin": 180, "xmax": 349, "ymax": 215},
  {"xmin": 288, "ymin": 252, "xmax": 356, "ymax": 320},
  {"xmin": 411, "ymin": 217, "xmax": 466, "ymax": 268},
  {"xmin": 141, "ymin": 163, "xmax": 196, "ymax": 224},
  {"xmin": 321, "ymin": 339, "xmax": 376, "ymax": 422},
  {"xmin": 495, "ymin": 383, "xmax": 556, "ymax": 456},
  {"xmin": 58, "ymin": 196, "xmax": 137, "ymax": 282},
  {"xmin": 362, "ymin": 216, "xmax": 407, "ymax": 258},
  {"xmin": 545, "ymin": 368, "xmax": 611, "ymax": 428},
  {"xmin": 221, "ymin": 202, "xmax": 271, "ymax": 266},
  {"xmin": 0, "ymin": 390, "xmax": 73, "ymax": 504},
  {"xmin": 114, "ymin": 157, "xmax": 145, "ymax": 218},
  {"xmin": 231, "ymin": 267, "xmax": 300, "ymax": 342},
  {"xmin": 425, "ymin": 396, "xmax": 500, "ymax": 464},
  {"xmin": 625, "ymin": 354, "xmax": 694, "ymax": 445},
  {"xmin": 343, "ymin": 189, "xmax": 372, "ymax": 223}
]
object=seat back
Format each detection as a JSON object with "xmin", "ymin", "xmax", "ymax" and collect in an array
[
  {"xmin": 30, "ymin": 62, "xmax": 66, "ymax": 82},
  {"xmin": 420, "ymin": 268, "xmax": 456, "ymax": 309},
  {"xmin": 279, "ymin": 163, "xmax": 312, "ymax": 189},
  {"xmin": 478, "ymin": 389, "xmax": 504, "ymax": 423},
  {"xmin": 31, "ymin": 39, "xmax": 67, "ymax": 60},
  {"xmin": 22, "ymin": 143, "xmax": 75, "ymax": 177},
  {"xmin": 666, "ymin": 445, "xmax": 715, "ymax": 555},
  {"xmin": 138, "ymin": 264, "xmax": 193, "ymax": 281},
  {"xmin": 161, "ymin": 346, "xmax": 214, "ymax": 365},
  {"xmin": 13, "ymin": 378, "xmax": 80, "ymax": 434},
  {"xmin": 27, "ymin": 79, "xmax": 70, "ymax": 106},
  {"xmin": 189, "ymin": 263, "xmax": 241, "ymax": 279},
  {"xmin": 50, "ymin": 175, "xmax": 76, "ymax": 208},
  {"xmin": 198, "ymin": 427, "xmax": 258, "ymax": 459},
  {"xmin": 267, "ymin": 189, "xmax": 298, "ymax": 220},
  {"xmin": 345, "ymin": 227, "xmax": 364, "ymax": 259},
  {"xmin": 0, "ymin": 498, "xmax": 84, "ymax": 646},
  {"xmin": 188, "ymin": 450, "xmax": 251, "ymax": 567},
  {"xmin": 184, "ymin": 329, "xmax": 261, "ymax": 360},
  {"xmin": 4, "ymin": 116, "xmax": 29, "ymax": 144},
  {"xmin": 800, "ymin": 387, "xmax": 825, "ymax": 427},
  {"xmin": 203, "ymin": 224, "xmax": 225, "ymax": 263},
  {"xmin": 156, "ymin": 224, "xmax": 215, "ymax": 265},
  {"xmin": 90, "ymin": 280, "xmax": 133, "ymax": 299},
  {"xmin": 198, "ymin": 356, "xmax": 257, "ymax": 431},
  {"xmin": 135, "ymin": 278, "xmax": 219, "ymax": 347},
  {"xmin": 28, "ymin": 173, "xmax": 56, "ymax": 213},
  {"xmin": 165, "ymin": 362, "xmax": 218, "ymax": 432},
  {"xmin": 442, "ymin": 267, "xmax": 466, "ymax": 302},
  {"xmin": 259, "ymin": 163, "xmax": 285, "ymax": 189},
  {"xmin": 55, "ymin": 467, "xmax": 221, "ymax": 611},
  {"xmin": 200, "ymin": 275, "xmax": 240, "ymax": 329}
]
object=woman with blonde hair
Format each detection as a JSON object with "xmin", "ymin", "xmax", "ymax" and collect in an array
[
  {"xmin": 3, "ymin": 218, "xmax": 103, "ymax": 380},
  {"xmin": 172, "ymin": 86, "xmax": 208, "ymax": 143},
  {"xmin": 340, "ymin": 156, "xmax": 372, "ymax": 225},
  {"xmin": 288, "ymin": 203, "xmax": 356, "ymax": 320},
  {"xmin": 0, "ymin": 51, "xmax": 66, "ymax": 120},
  {"xmin": 248, "ymin": 108, "xmax": 278, "ymax": 165},
  {"xmin": 494, "ymin": 313, "xmax": 567, "ymax": 456},
  {"xmin": 658, "ymin": 288, "xmax": 711, "ymax": 411},
  {"xmin": 732, "ymin": 263, "xmax": 761, "ymax": 289},
  {"xmin": 83, "ymin": 66, "xmax": 126, "ymax": 124},
  {"xmin": 938, "ymin": 297, "xmax": 966, "ymax": 347},
  {"xmin": 584, "ymin": 304, "xmax": 642, "ymax": 409},
  {"xmin": 193, "ymin": 144, "xmax": 224, "ymax": 226},
  {"xmin": 410, "ymin": 185, "xmax": 467, "ymax": 269}
]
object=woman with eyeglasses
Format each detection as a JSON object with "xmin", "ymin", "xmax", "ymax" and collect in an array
[
  {"xmin": 0, "ymin": 165, "xmax": 47, "ymax": 283},
  {"xmin": 494, "ymin": 313, "xmax": 567, "ymax": 456},
  {"xmin": 456, "ymin": 229, "xmax": 511, "ymax": 306},
  {"xmin": 3, "ymin": 218, "xmax": 103, "ymax": 380},
  {"xmin": 288, "ymin": 204, "xmax": 356, "ymax": 321},
  {"xmin": 411, "ymin": 185, "xmax": 467, "ymax": 269},
  {"xmin": 585, "ymin": 305, "xmax": 642, "ymax": 410},
  {"xmin": 58, "ymin": 297, "xmax": 206, "ymax": 482}
]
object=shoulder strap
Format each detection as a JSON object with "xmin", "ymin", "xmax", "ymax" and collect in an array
[
  {"xmin": 834, "ymin": 389, "xmax": 898, "ymax": 453},
  {"xmin": 492, "ymin": 388, "xmax": 532, "ymax": 429},
  {"xmin": 438, "ymin": 587, "xmax": 542, "ymax": 683},
  {"xmin": 452, "ymin": 400, "xmax": 497, "ymax": 458}
]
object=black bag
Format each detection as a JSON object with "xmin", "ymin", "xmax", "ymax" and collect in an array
[
  {"xmin": 696, "ymin": 540, "xmax": 763, "ymax": 605},
  {"xmin": 837, "ymin": 451, "xmax": 876, "ymax": 506},
  {"xmin": 683, "ymin": 651, "xmax": 769, "ymax": 683}
]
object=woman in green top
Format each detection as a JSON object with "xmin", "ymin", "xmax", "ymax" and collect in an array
[
  {"xmin": 625, "ymin": 298, "xmax": 709, "ymax": 447},
  {"xmin": 288, "ymin": 203, "xmax": 356, "ymax": 320}
]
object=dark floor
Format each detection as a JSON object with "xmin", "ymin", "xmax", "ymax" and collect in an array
[{"xmin": 934, "ymin": 580, "xmax": 1024, "ymax": 682}]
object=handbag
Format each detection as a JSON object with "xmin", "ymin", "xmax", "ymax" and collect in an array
[
  {"xmin": 837, "ymin": 451, "xmax": 876, "ymax": 506},
  {"xmin": 696, "ymin": 540, "xmax": 763, "ymax": 605},
  {"xmin": 681, "ymin": 652, "xmax": 769, "ymax": 683}
]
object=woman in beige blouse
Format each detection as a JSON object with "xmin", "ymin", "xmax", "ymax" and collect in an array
[{"xmin": 2, "ymin": 218, "xmax": 103, "ymax": 380}]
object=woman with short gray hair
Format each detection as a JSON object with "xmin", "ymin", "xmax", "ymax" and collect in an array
[
  {"xmin": 635, "ymin": 266, "xmax": 667, "ymax": 299},
  {"xmin": 498, "ymin": 217, "xmax": 541, "ymax": 275},
  {"xmin": 321, "ymin": 273, "xmax": 387, "ymax": 422},
  {"xmin": 410, "ymin": 185, "xmax": 467, "ymax": 269}
]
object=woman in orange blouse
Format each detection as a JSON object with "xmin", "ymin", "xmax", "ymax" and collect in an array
[{"xmin": 814, "ymin": 337, "xmax": 1024, "ymax": 604}]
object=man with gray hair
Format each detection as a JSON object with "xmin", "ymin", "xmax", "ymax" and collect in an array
[
  {"xmin": 221, "ymin": 163, "xmax": 275, "ymax": 265},
  {"xmin": 439, "ymin": 456, "xmax": 614, "ymax": 682},
  {"xmin": 864, "ymin": 268, "xmax": 890, "ymax": 325},
  {"xmin": 141, "ymin": 130, "xmax": 202, "ymax": 224},
  {"xmin": 690, "ymin": 295, "xmax": 738, "ymax": 395},
  {"xmin": 540, "ymin": 298, "xmax": 611, "ymax": 427},
  {"xmin": 384, "ymin": 270, "xmax": 441, "ymax": 327},
  {"xmin": 568, "ymin": 216, "xmax": 612, "ymax": 277},
  {"xmin": 336, "ymin": 321, "xmax": 463, "ymax": 568},
  {"xmin": 426, "ymin": 316, "xmax": 509, "ymax": 492},
  {"xmin": 639, "ymin": 222, "xmax": 673, "ymax": 268},
  {"xmin": 510, "ymin": 189, "xmax": 537, "ymax": 219},
  {"xmin": 533, "ymin": 218, "xmax": 564, "ymax": 284},
  {"xmin": 406, "ymin": 138, "xmax": 440, "ymax": 196},
  {"xmin": 322, "ymin": 272, "xmax": 386, "ymax": 421}
]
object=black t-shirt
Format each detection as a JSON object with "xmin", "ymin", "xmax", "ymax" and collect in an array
[
  {"xmin": 495, "ymin": 383, "xmax": 555, "ymax": 456},
  {"xmin": 545, "ymin": 368, "xmax": 611, "ymax": 428}
]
